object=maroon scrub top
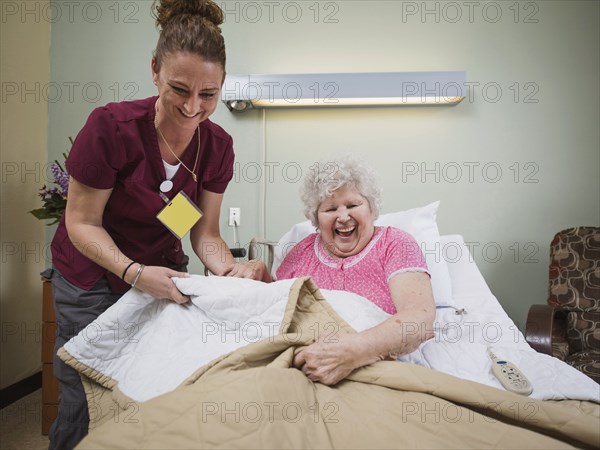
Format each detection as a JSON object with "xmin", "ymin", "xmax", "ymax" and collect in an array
[{"xmin": 51, "ymin": 96, "xmax": 235, "ymax": 293}]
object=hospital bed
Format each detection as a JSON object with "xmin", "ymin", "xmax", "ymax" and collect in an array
[{"xmin": 58, "ymin": 202, "xmax": 599, "ymax": 449}]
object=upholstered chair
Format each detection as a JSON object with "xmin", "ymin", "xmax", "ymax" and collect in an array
[{"xmin": 525, "ymin": 227, "xmax": 600, "ymax": 383}]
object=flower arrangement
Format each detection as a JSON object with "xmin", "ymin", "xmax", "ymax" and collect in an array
[{"xmin": 29, "ymin": 138, "xmax": 72, "ymax": 225}]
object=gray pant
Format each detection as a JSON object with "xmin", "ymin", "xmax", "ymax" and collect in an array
[{"xmin": 45, "ymin": 268, "xmax": 121, "ymax": 450}]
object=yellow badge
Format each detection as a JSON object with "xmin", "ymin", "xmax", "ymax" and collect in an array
[{"xmin": 156, "ymin": 191, "xmax": 203, "ymax": 239}]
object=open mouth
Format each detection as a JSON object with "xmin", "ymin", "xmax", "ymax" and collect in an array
[
  {"xmin": 335, "ymin": 226, "xmax": 355, "ymax": 238},
  {"xmin": 178, "ymin": 108, "xmax": 200, "ymax": 119}
]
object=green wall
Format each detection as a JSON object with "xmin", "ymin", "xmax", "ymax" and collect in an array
[{"xmin": 47, "ymin": 0, "xmax": 600, "ymax": 332}]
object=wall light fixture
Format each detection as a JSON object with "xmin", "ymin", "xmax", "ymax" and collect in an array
[{"xmin": 222, "ymin": 71, "xmax": 466, "ymax": 112}]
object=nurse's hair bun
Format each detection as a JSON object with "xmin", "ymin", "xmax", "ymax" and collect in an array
[
  {"xmin": 152, "ymin": 0, "xmax": 226, "ymax": 71},
  {"xmin": 153, "ymin": 0, "xmax": 224, "ymax": 30}
]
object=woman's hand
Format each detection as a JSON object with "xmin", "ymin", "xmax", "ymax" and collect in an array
[
  {"xmin": 225, "ymin": 259, "xmax": 272, "ymax": 282},
  {"xmin": 64, "ymin": 179, "xmax": 190, "ymax": 303},
  {"xmin": 191, "ymin": 191, "xmax": 272, "ymax": 283},
  {"xmin": 292, "ymin": 333, "xmax": 380, "ymax": 386},
  {"xmin": 127, "ymin": 265, "xmax": 190, "ymax": 304}
]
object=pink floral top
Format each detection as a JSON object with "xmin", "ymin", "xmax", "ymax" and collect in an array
[{"xmin": 276, "ymin": 227, "xmax": 429, "ymax": 314}]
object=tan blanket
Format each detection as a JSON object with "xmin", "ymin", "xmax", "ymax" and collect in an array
[{"xmin": 60, "ymin": 278, "xmax": 600, "ymax": 449}]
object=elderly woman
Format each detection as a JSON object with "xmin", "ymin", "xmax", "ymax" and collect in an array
[{"xmin": 276, "ymin": 157, "xmax": 435, "ymax": 385}]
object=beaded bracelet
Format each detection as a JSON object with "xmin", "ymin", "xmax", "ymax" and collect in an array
[
  {"xmin": 131, "ymin": 264, "xmax": 145, "ymax": 289},
  {"xmin": 121, "ymin": 261, "xmax": 136, "ymax": 281}
]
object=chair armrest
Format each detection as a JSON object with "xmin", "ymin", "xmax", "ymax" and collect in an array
[
  {"xmin": 525, "ymin": 304, "xmax": 567, "ymax": 356},
  {"xmin": 248, "ymin": 238, "xmax": 277, "ymax": 273}
]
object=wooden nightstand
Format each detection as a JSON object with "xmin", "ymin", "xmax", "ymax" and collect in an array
[{"xmin": 41, "ymin": 276, "xmax": 59, "ymax": 435}]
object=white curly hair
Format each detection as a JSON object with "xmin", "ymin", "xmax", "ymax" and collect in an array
[{"xmin": 301, "ymin": 156, "xmax": 382, "ymax": 228}]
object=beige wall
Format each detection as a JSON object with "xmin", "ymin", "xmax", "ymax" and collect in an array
[{"xmin": 1, "ymin": 1, "xmax": 51, "ymax": 388}]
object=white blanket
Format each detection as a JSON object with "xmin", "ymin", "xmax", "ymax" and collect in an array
[
  {"xmin": 63, "ymin": 274, "xmax": 599, "ymax": 404},
  {"xmin": 64, "ymin": 276, "xmax": 295, "ymax": 402}
]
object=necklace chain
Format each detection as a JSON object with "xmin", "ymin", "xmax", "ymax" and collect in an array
[{"xmin": 154, "ymin": 104, "xmax": 200, "ymax": 183}]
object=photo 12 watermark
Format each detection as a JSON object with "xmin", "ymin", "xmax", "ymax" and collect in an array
[
  {"xmin": 201, "ymin": 401, "xmax": 339, "ymax": 424},
  {"xmin": 233, "ymin": 161, "xmax": 304, "ymax": 184},
  {"xmin": 222, "ymin": 79, "xmax": 539, "ymax": 108},
  {"xmin": 1, "ymin": 81, "xmax": 140, "ymax": 105},
  {"xmin": 1, "ymin": 394, "xmax": 42, "ymax": 426},
  {"xmin": 465, "ymin": 81, "xmax": 540, "ymax": 104},
  {"xmin": 400, "ymin": 1, "xmax": 540, "ymax": 24},
  {"xmin": 399, "ymin": 161, "xmax": 540, "ymax": 184},
  {"xmin": 88, "ymin": 400, "xmax": 139, "ymax": 425},
  {"xmin": 230, "ymin": 159, "xmax": 541, "ymax": 187},
  {"xmin": 218, "ymin": 1, "xmax": 340, "ymax": 24},
  {"xmin": 400, "ymin": 399, "xmax": 539, "ymax": 424},
  {"xmin": 1, "ymin": 1, "xmax": 141, "ymax": 25}
]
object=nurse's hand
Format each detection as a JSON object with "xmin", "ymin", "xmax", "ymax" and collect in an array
[
  {"xmin": 127, "ymin": 265, "xmax": 190, "ymax": 304},
  {"xmin": 225, "ymin": 259, "xmax": 272, "ymax": 282}
]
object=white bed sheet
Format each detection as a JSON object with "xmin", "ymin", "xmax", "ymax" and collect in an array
[
  {"xmin": 396, "ymin": 235, "xmax": 597, "ymax": 400},
  {"xmin": 62, "ymin": 235, "xmax": 600, "ymax": 404}
]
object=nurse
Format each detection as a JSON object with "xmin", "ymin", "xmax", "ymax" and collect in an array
[{"xmin": 47, "ymin": 1, "xmax": 269, "ymax": 449}]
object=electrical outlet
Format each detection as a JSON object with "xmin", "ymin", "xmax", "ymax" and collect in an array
[{"xmin": 229, "ymin": 207, "xmax": 241, "ymax": 226}]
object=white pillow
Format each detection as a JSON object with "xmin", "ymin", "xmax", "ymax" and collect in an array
[{"xmin": 272, "ymin": 201, "xmax": 454, "ymax": 307}]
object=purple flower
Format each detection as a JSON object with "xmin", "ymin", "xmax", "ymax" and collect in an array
[
  {"xmin": 30, "ymin": 138, "xmax": 71, "ymax": 224},
  {"xmin": 50, "ymin": 163, "xmax": 69, "ymax": 196}
]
